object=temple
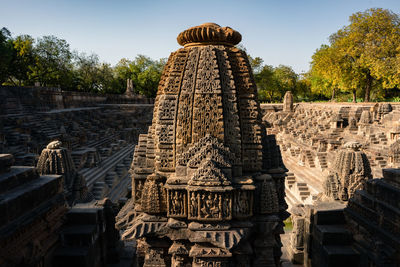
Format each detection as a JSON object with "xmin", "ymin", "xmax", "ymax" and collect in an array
[{"xmin": 116, "ymin": 23, "xmax": 288, "ymax": 267}]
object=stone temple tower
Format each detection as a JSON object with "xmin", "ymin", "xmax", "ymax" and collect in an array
[{"xmin": 116, "ymin": 23, "xmax": 288, "ymax": 267}]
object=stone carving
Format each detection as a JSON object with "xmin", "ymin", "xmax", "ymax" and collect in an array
[
  {"xmin": 125, "ymin": 78, "xmax": 134, "ymax": 96},
  {"xmin": 37, "ymin": 140, "xmax": 93, "ymax": 205},
  {"xmin": 283, "ymin": 91, "xmax": 294, "ymax": 112},
  {"xmin": 324, "ymin": 142, "xmax": 372, "ymax": 201},
  {"xmin": 359, "ymin": 110, "xmax": 372, "ymax": 124},
  {"xmin": 378, "ymin": 103, "xmax": 392, "ymax": 120},
  {"xmin": 177, "ymin": 23, "xmax": 241, "ymax": 47},
  {"xmin": 389, "ymin": 139, "xmax": 400, "ymax": 165},
  {"xmin": 116, "ymin": 23, "xmax": 288, "ymax": 267},
  {"xmin": 288, "ymin": 204, "xmax": 305, "ymax": 264},
  {"xmin": 167, "ymin": 189, "xmax": 187, "ymax": 218},
  {"xmin": 140, "ymin": 173, "xmax": 167, "ymax": 214}
]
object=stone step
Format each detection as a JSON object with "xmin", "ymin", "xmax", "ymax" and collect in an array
[
  {"xmin": 0, "ymin": 166, "xmax": 38, "ymax": 193},
  {"xmin": 315, "ymin": 245, "xmax": 360, "ymax": 267},
  {"xmin": 60, "ymin": 224, "xmax": 98, "ymax": 247},
  {"xmin": 53, "ymin": 247, "xmax": 92, "ymax": 267},
  {"xmin": 313, "ymin": 225, "xmax": 352, "ymax": 245},
  {"xmin": 0, "ymin": 174, "xmax": 62, "ymax": 227},
  {"xmin": 313, "ymin": 206, "xmax": 346, "ymax": 225},
  {"xmin": 81, "ymin": 145, "xmax": 133, "ymax": 189}
]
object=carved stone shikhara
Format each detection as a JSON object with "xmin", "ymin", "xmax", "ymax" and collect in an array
[
  {"xmin": 324, "ymin": 141, "xmax": 372, "ymax": 201},
  {"xmin": 37, "ymin": 141, "xmax": 93, "ymax": 205},
  {"xmin": 116, "ymin": 23, "xmax": 288, "ymax": 267}
]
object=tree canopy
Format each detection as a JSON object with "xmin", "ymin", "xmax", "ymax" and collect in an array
[
  {"xmin": 309, "ymin": 8, "xmax": 400, "ymax": 102},
  {"xmin": 0, "ymin": 29, "xmax": 165, "ymax": 97}
]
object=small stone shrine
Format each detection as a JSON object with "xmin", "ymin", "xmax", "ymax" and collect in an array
[
  {"xmin": 36, "ymin": 140, "xmax": 93, "ymax": 205},
  {"xmin": 116, "ymin": 23, "xmax": 288, "ymax": 267},
  {"xmin": 324, "ymin": 141, "xmax": 372, "ymax": 201}
]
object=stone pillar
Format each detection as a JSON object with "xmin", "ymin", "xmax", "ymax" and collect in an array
[
  {"xmin": 288, "ymin": 205, "xmax": 306, "ymax": 264},
  {"xmin": 125, "ymin": 78, "xmax": 134, "ymax": 97},
  {"xmin": 283, "ymin": 91, "xmax": 294, "ymax": 113}
]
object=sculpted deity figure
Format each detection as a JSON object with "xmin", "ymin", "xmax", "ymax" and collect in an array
[
  {"xmin": 190, "ymin": 192, "xmax": 198, "ymax": 217},
  {"xmin": 172, "ymin": 192, "xmax": 181, "ymax": 214},
  {"xmin": 210, "ymin": 194, "xmax": 220, "ymax": 218}
]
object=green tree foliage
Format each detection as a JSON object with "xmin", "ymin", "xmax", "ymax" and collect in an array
[
  {"xmin": 8, "ymin": 35, "xmax": 35, "ymax": 86},
  {"xmin": 256, "ymin": 65, "xmax": 277, "ymax": 102},
  {"xmin": 114, "ymin": 55, "xmax": 166, "ymax": 97},
  {"xmin": 309, "ymin": 8, "xmax": 400, "ymax": 102},
  {"xmin": 248, "ymin": 56, "xmax": 264, "ymax": 74},
  {"xmin": 29, "ymin": 35, "xmax": 74, "ymax": 88},
  {"xmin": 0, "ymin": 29, "xmax": 166, "ymax": 97},
  {"xmin": 0, "ymin": 27, "xmax": 13, "ymax": 84},
  {"xmin": 255, "ymin": 64, "xmax": 300, "ymax": 103},
  {"xmin": 74, "ymin": 52, "xmax": 103, "ymax": 92}
]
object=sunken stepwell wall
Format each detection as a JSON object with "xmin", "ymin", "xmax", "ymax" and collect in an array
[{"xmin": 0, "ymin": 86, "xmax": 153, "ymax": 115}]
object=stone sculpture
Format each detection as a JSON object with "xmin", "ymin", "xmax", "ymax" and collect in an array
[
  {"xmin": 116, "ymin": 23, "xmax": 288, "ymax": 267},
  {"xmin": 324, "ymin": 141, "xmax": 372, "ymax": 201},
  {"xmin": 37, "ymin": 140, "xmax": 93, "ymax": 205},
  {"xmin": 283, "ymin": 91, "xmax": 294, "ymax": 113},
  {"xmin": 125, "ymin": 78, "xmax": 135, "ymax": 96}
]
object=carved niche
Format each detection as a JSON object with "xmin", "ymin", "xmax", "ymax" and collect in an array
[
  {"xmin": 187, "ymin": 190, "xmax": 232, "ymax": 221},
  {"xmin": 233, "ymin": 189, "xmax": 253, "ymax": 218},
  {"xmin": 166, "ymin": 189, "xmax": 187, "ymax": 218}
]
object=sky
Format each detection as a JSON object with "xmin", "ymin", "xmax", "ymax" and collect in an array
[{"xmin": 1, "ymin": 0, "xmax": 400, "ymax": 73}]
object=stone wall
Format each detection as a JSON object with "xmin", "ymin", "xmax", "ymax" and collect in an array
[{"xmin": 0, "ymin": 86, "xmax": 153, "ymax": 115}]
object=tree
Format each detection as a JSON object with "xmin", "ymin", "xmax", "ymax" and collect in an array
[
  {"xmin": 274, "ymin": 65, "xmax": 298, "ymax": 94},
  {"xmin": 310, "ymin": 45, "xmax": 338, "ymax": 100},
  {"xmin": 310, "ymin": 8, "xmax": 400, "ymax": 102},
  {"xmin": 8, "ymin": 35, "xmax": 35, "ymax": 86},
  {"xmin": 74, "ymin": 52, "xmax": 101, "ymax": 92},
  {"xmin": 296, "ymin": 73, "xmax": 312, "ymax": 101},
  {"xmin": 248, "ymin": 56, "xmax": 264, "ymax": 75},
  {"xmin": 29, "ymin": 35, "xmax": 73, "ymax": 88},
  {"xmin": 114, "ymin": 55, "xmax": 165, "ymax": 97},
  {"xmin": 0, "ymin": 27, "xmax": 13, "ymax": 84},
  {"xmin": 97, "ymin": 63, "xmax": 115, "ymax": 93},
  {"xmin": 255, "ymin": 65, "xmax": 277, "ymax": 102}
]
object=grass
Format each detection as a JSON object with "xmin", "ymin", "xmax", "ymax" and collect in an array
[{"xmin": 284, "ymin": 217, "xmax": 293, "ymax": 232}]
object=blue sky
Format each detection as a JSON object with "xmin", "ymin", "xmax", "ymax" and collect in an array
[{"xmin": 1, "ymin": 0, "xmax": 400, "ymax": 73}]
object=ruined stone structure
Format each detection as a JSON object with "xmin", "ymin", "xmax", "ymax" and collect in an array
[
  {"xmin": 2, "ymin": 22, "xmax": 400, "ymax": 267},
  {"xmin": 116, "ymin": 23, "xmax": 288, "ymax": 267}
]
